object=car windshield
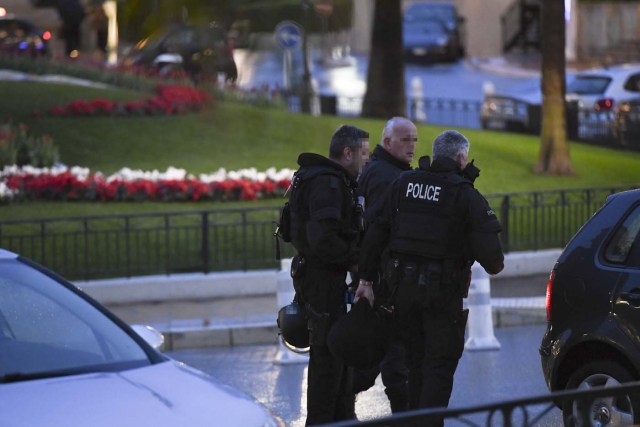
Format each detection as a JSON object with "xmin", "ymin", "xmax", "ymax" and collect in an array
[
  {"xmin": 405, "ymin": 4, "xmax": 456, "ymax": 22},
  {"xmin": 0, "ymin": 259, "xmax": 151, "ymax": 382},
  {"xmin": 404, "ymin": 19, "xmax": 447, "ymax": 34},
  {"xmin": 567, "ymin": 75, "xmax": 611, "ymax": 95}
]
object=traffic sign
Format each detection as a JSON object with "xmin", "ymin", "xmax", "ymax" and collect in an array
[{"xmin": 275, "ymin": 21, "xmax": 303, "ymax": 50}]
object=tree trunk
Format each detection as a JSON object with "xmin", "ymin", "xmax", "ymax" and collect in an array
[
  {"xmin": 361, "ymin": 0, "xmax": 405, "ymax": 118},
  {"xmin": 535, "ymin": 0, "xmax": 574, "ymax": 175}
]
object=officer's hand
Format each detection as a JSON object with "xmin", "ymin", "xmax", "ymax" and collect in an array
[{"xmin": 353, "ymin": 279, "xmax": 374, "ymax": 307}]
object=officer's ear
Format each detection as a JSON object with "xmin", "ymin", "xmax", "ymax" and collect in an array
[
  {"xmin": 382, "ymin": 137, "xmax": 392, "ymax": 150},
  {"xmin": 343, "ymin": 146, "xmax": 353, "ymax": 162}
]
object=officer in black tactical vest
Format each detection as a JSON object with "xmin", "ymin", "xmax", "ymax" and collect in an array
[
  {"xmin": 355, "ymin": 130, "xmax": 504, "ymax": 425},
  {"xmin": 288, "ymin": 124, "xmax": 369, "ymax": 426}
]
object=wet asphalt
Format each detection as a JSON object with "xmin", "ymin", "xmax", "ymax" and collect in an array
[{"xmin": 168, "ymin": 323, "xmax": 563, "ymax": 426}]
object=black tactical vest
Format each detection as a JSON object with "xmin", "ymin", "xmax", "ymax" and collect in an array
[
  {"xmin": 389, "ymin": 169, "xmax": 471, "ymax": 260},
  {"xmin": 288, "ymin": 165, "xmax": 358, "ymax": 258}
]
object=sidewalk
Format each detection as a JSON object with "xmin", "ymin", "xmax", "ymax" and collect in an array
[{"xmin": 83, "ymin": 250, "xmax": 558, "ymax": 351}]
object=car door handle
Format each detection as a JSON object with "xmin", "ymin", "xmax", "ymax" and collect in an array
[{"xmin": 620, "ymin": 291, "xmax": 640, "ymax": 306}]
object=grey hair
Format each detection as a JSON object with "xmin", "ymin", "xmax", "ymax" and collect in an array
[
  {"xmin": 381, "ymin": 116, "xmax": 410, "ymax": 144},
  {"xmin": 432, "ymin": 130, "xmax": 469, "ymax": 161}
]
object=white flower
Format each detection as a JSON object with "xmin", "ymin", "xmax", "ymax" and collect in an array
[{"xmin": 0, "ymin": 181, "xmax": 16, "ymax": 200}]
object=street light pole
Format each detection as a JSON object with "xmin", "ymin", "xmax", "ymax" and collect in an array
[{"xmin": 300, "ymin": 0, "xmax": 313, "ymax": 113}]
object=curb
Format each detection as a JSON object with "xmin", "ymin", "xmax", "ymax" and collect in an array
[{"xmin": 80, "ymin": 250, "xmax": 559, "ymax": 349}]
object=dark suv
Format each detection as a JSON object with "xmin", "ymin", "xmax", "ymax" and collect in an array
[{"xmin": 540, "ymin": 188, "xmax": 640, "ymax": 425}]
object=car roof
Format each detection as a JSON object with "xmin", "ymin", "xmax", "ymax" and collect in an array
[
  {"xmin": 575, "ymin": 63, "xmax": 640, "ymax": 79},
  {"xmin": 0, "ymin": 248, "xmax": 18, "ymax": 260},
  {"xmin": 606, "ymin": 188, "xmax": 640, "ymax": 204}
]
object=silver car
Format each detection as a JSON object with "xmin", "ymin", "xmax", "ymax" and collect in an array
[
  {"xmin": 0, "ymin": 248, "xmax": 282, "ymax": 427},
  {"xmin": 481, "ymin": 64, "xmax": 640, "ymax": 139}
]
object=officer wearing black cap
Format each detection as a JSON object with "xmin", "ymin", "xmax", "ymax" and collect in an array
[
  {"xmin": 355, "ymin": 129, "xmax": 504, "ymax": 425},
  {"xmin": 288, "ymin": 124, "xmax": 369, "ymax": 426}
]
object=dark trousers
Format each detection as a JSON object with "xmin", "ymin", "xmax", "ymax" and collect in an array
[
  {"xmin": 306, "ymin": 345, "xmax": 353, "ymax": 425},
  {"xmin": 295, "ymin": 264, "xmax": 354, "ymax": 426},
  {"xmin": 395, "ymin": 262, "xmax": 467, "ymax": 426}
]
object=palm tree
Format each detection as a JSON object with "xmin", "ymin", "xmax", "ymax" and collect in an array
[
  {"xmin": 361, "ymin": 0, "xmax": 405, "ymax": 118},
  {"xmin": 535, "ymin": 0, "xmax": 574, "ymax": 175}
]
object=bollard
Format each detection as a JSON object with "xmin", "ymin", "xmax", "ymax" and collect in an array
[
  {"xmin": 410, "ymin": 77, "xmax": 427, "ymax": 122},
  {"xmin": 464, "ymin": 262, "xmax": 501, "ymax": 351},
  {"xmin": 274, "ymin": 257, "xmax": 309, "ymax": 364}
]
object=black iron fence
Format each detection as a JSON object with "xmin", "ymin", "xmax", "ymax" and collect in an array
[
  {"xmin": 328, "ymin": 380, "xmax": 640, "ymax": 426},
  {"xmin": 287, "ymin": 94, "xmax": 633, "ymax": 148},
  {"xmin": 0, "ymin": 185, "xmax": 636, "ymax": 280}
]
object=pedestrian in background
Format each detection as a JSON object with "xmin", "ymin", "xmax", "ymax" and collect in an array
[
  {"xmin": 56, "ymin": 0, "xmax": 85, "ymax": 58},
  {"xmin": 88, "ymin": 2, "xmax": 108, "ymax": 55},
  {"xmin": 355, "ymin": 129, "xmax": 504, "ymax": 426},
  {"xmin": 287, "ymin": 125, "xmax": 369, "ymax": 425},
  {"xmin": 350, "ymin": 117, "xmax": 417, "ymax": 414}
]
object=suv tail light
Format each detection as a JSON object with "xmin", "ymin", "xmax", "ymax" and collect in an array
[
  {"xmin": 545, "ymin": 271, "xmax": 555, "ymax": 321},
  {"xmin": 594, "ymin": 98, "xmax": 614, "ymax": 111}
]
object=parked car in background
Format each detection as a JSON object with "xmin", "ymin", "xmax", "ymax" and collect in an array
[
  {"xmin": 540, "ymin": 188, "xmax": 640, "ymax": 426},
  {"xmin": 403, "ymin": 1, "xmax": 465, "ymax": 63},
  {"xmin": 0, "ymin": 15, "xmax": 50, "ymax": 56},
  {"xmin": 481, "ymin": 64, "xmax": 640, "ymax": 139},
  {"xmin": 123, "ymin": 22, "xmax": 238, "ymax": 83},
  {"xmin": 0, "ymin": 248, "xmax": 282, "ymax": 427}
]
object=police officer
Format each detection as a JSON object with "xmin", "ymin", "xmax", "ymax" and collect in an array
[
  {"xmin": 355, "ymin": 130, "xmax": 504, "ymax": 425},
  {"xmin": 288, "ymin": 124, "xmax": 369, "ymax": 426},
  {"xmin": 351, "ymin": 117, "xmax": 417, "ymax": 413}
]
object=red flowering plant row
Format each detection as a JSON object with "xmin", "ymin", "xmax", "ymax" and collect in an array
[
  {"xmin": 0, "ymin": 166, "xmax": 294, "ymax": 203},
  {"xmin": 42, "ymin": 85, "xmax": 212, "ymax": 117}
]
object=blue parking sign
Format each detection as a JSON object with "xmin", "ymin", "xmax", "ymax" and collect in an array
[{"xmin": 275, "ymin": 21, "xmax": 303, "ymax": 50}]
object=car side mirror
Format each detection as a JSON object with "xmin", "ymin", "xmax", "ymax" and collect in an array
[{"xmin": 131, "ymin": 324, "xmax": 165, "ymax": 351}]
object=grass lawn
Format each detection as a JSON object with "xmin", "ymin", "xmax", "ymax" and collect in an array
[{"xmin": 1, "ymin": 80, "xmax": 639, "ymax": 221}]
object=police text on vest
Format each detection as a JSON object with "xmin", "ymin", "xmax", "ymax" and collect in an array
[{"xmin": 406, "ymin": 183, "xmax": 441, "ymax": 201}]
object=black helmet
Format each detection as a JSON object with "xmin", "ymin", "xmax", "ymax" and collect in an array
[
  {"xmin": 277, "ymin": 301, "xmax": 310, "ymax": 353},
  {"xmin": 328, "ymin": 298, "xmax": 391, "ymax": 369}
]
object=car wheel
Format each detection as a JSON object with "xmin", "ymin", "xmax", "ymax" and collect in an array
[{"xmin": 563, "ymin": 360, "xmax": 640, "ymax": 427}]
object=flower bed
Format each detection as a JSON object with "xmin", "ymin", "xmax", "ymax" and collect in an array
[
  {"xmin": 43, "ymin": 84, "xmax": 212, "ymax": 117},
  {"xmin": 0, "ymin": 165, "xmax": 294, "ymax": 203}
]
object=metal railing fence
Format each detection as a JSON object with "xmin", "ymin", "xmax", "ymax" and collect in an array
[
  {"xmin": 328, "ymin": 380, "xmax": 640, "ymax": 426},
  {"xmin": 287, "ymin": 93, "xmax": 636, "ymax": 148},
  {"xmin": 0, "ymin": 185, "xmax": 636, "ymax": 280}
]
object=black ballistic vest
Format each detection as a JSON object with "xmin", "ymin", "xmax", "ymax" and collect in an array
[
  {"xmin": 389, "ymin": 169, "xmax": 470, "ymax": 260},
  {"xmin": 288, "ymin": 166, "xmax": 357, "ymax": 259}
]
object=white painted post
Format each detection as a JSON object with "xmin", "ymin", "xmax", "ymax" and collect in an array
[
  {"xmin": 464, "ymin": 262, "xmax": 501, "ymax": 351},
  {"xmin": 274, "ymin": 258, "xmax": 309, "ymax": 364},
  {"xmin": 410, "ymin": 77, "xmax": 427, "ymax": 123}
]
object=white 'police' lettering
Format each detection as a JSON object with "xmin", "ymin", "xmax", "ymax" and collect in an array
[{"xmin": 405, "ymin": 182, "xmax": 441, "ymax": 201}]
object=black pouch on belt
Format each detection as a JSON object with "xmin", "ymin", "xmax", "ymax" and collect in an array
[
  {"xmin": 290, "ymin": 254, "xmax": 306, "ymax": 278},
  {"xmin": 306, "ymin": 304, "xmax": 331, "ymax": 346}
]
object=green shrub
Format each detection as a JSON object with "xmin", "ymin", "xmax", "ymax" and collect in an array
[{"xmin": 0, "ymin": 122, "xmax": 60, "ymax": 168}]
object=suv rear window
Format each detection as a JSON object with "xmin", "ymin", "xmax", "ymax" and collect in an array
[
  {"xmin": 604, "ymin": 205, "xmax": 640, "ymax": 265},
  {"xmin": 567, "ymin": 76, "xmax": 611, "ymax": 95}
]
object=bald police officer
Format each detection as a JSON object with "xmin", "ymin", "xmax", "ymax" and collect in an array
[{"xmin": 355, "ymin": 130, "xmax": 504, "ymax": 424}]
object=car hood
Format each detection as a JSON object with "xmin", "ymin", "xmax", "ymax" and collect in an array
[
  {"xmin": 488, "ymin": 84, "xmax": 542, "ymax": 104},
  {"xmin": 0, "ymin": 360, "xmax": 279, "ymax": 427}
]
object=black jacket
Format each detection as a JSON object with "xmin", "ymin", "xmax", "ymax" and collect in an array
[
  {"xmin": 359, "ymin": 156, "xmax": 504, "ymax": 281},
  {"xmin": 357, "ymin": 145, "xmax": 412, "ymax": 223},
  {"xmin": 289, "ymin": 153, "xmax": 359, "ymax": 269}
]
